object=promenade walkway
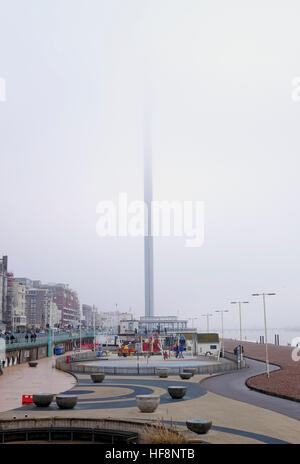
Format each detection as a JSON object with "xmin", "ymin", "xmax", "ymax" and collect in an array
[
  {"xmin": 0, "ymin": 355, "xmax": 76, "ymax": 412},
  {"xmin": 223, "ymin": 339, "xmax": 300, "ymax": 401},
  {"xmin": 0, "ymin": 363, "xmax": 299, "ymax": 443},
  {"xmin": 201, "ymin": 357, "xmax": 300, "ymax": 420}
]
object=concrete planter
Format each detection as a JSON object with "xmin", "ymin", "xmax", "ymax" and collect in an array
[
  {"xmin": 186, "ymin": 419, "xmax": 212, "ymax": 434},
  {"xmin": 90, "ymin": 373, "xmax": 105, "ymax": 383},
  {"xmin": 168, "ymin": 386, "xmax": 187, "ymax": 399},
  {"xmin": 179, "ymin": 372, "xmax": 193, "ymax": 380},
  {"xmin": 33, "ymin": 393, "xmax": 54, "ymax": 407},
  {"xmin": 183, "ymin": 368, "xmax": 197, "ymax": 376},
  {"xmin": 56, "ymin": 395, "xmax": 78, "ymax": 409},
  {"xmin": 28, "ymin": 361, "xmax": 38, "ymax": 368},
  {"xmin": 156, "ymin": 368, "xmax": 169, "ymax": 378},
  {"xmin": 136, "ymin": 395, "xmax": 160, "ymax": 413}
]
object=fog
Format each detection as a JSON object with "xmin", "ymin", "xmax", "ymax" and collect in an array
[{"xmin": 0, "ymin": 0, "xmax": 300, "ymax": 332}]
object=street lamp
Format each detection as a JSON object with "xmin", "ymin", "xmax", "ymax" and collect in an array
[
  {"xmin": 252, "ymin": 293, "xmax": 276, "ymax": 379},
  {"xmin": 215, "ymin": 310, "xmax": 229, "ymax": 357},
  {"xmin": 230, "ymin": 301, "xmax": 249, "ymax": 361},
  {"xmin": 201, "ymin": 314, "xmax": 213, "ymax": 333},
  {"xmin": 79, "ymin": 307, "xmax": 82, "ymax": 352},
  {"xmin": 92, "ymin": 305, "xmax": 96, "ymax": 351}
]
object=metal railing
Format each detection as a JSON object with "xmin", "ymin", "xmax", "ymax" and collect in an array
[{"xmin": 1, "ymin": 331, "xmax": 96, "ymax": 350}]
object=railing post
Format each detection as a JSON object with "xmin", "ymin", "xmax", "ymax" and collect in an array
[{"xmin": 47, "ymin": 327, "xmax": 52, "ymax": 357}]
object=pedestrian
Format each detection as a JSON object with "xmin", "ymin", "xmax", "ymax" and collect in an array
[
  {"xmin": 25, "ymin": 333, "xmax": 29, "ymax": 342},
  {"xmin": 30, "ymin": 333, "xmax": 34, "ymax": 342},
  {"xmin": 173, "ymin": 344, "xmax": 178, "ymax": 358},
  {"xmin": 5, "ymin": 335, "xmax": 9, "ymax": 343},
  {"xmin": 179, "ymin": 344, "xmax": 184, "ymax": 358},
  {"xmin": 33, "ymin": 333, "xmax": 37, "ymax": 342}
]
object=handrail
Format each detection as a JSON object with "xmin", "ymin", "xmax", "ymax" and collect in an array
[{"xmin": 1, "ymin": 331, "xmax": 96, "ymax": 350}]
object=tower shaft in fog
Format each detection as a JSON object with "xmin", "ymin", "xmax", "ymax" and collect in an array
[{"xmin": 144, "ymin": 105, "xmax": 154, "ymax": 318}]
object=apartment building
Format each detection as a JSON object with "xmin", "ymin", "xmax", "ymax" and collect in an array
[{"xmin": 5, "ymin": 273, "xmax": 26, "ymax": 330}]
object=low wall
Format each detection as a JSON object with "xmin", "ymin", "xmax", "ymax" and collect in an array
[
  {"xmin": 56, "ymin": 352, "xmax": 237, "ymax": 376},
  {"xmin": 0, "ymin": 417, "xmax": 190, "ymax": 444},
  {"xmin": 224, "ymin": 351, "xmax": 246, "ymax": 368},
  {"xmin": 55, "ymin": 350, "xmax": 99, "ymax": 373},
  {"xmin": 69, "ymin": 362, "xmax": 236, "ymax": 376}
]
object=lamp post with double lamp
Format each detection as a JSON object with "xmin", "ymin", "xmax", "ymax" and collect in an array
[
  {"xmin": 252, "ymin": 293, "xmax": 276, "ymax": 379},
  {"xmin": 230, "ymin": 301, "xmax": 249, "ymax": 361},
  {"xmin": 201, "ymin": 314, "xmax": 213, "ymax": 333},
  {"xmin": 215, "ymin": 310, "xmax": 229, "ymax": 358}
]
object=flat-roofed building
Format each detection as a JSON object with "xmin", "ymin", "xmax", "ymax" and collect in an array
[
  {"xmin": 0, "ymin": 256, "xmax": 8, "ymax": 330},
  {"xmin": 139, "ymin": 315, "xmax": 188, "ymax": 334}
]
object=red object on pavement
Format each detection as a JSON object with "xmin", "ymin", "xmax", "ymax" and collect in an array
[
  {"xmin": 66, "ymin": 355, "xmax": 70, "ymax": 363},
  {"xmin": 22, "ymin": 395, "xmax": 33, "ymax": 404}
]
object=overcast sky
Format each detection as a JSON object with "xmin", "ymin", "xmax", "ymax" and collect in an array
[{"xmin": 1, "ymin": 1, "xmax": 300, "ymax": 331}]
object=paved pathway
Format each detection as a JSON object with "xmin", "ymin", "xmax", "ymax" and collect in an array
[
  {"xmin": 224, "ymin": 339, "xmax": 300, "ymax": 401},
  {"xmin": 201, "ymin": 357, "xmax": 300, "ymax": 421},
  {"xmin": 3, "ymin": 372, "xmax": 298, "ymax": 444},
  {"xmin": 1, "ymin": 354, "xmax": 300, "ymax": 444},
  {"xmin": 0, "ymin": 355, "xmax": 76, "ymax": 412}
]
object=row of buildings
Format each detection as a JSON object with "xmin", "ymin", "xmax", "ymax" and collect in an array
[
  {"xmin": 0, "ymin": 255, "xmax": 82, "ymax": 332},
  {"xmin": 0, "ymin": 255, "xmax": 190, "ymax": 335}
]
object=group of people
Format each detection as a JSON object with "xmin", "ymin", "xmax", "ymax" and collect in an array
[
  {"xmin": 233, "ymin": 344, "xmax": 244, "ymax": 356},
  {"xmin": 25, "ymin": 332, "xmax": 37, "ymax": 343},
  {"xmin": 173, "ymin": 342, "xmax": 185, "ymax": 358},
  {"xmin": 4, "ymin": 333, "xmax": 17, "ymax": 344},
  {"xmin": 3, "ymin": 332, "xmax": 38, "ymax": 344}
]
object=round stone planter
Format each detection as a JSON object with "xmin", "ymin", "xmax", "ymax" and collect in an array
[
  {"xmin": 90, "ymin": 373, "xmax": 105, "ymax": 383},
  {"xmin": 179, "ymin": 372, "xmax": 193, "ymax": 380},
  {"xmin": 56, "ymin": 395, "xmax": 78, "ymax": 409},
  {"xmin": 168, "ymin": 386, "xmax": 187, "ymax": 399},
  {"xmin": 136, "ymin": 395, "xmax": 160, "ymax": 413},
  {"xmin": 156, "ymin": 368, "xmax": 169, "ymax": 378},
  {"xmin": 28, "ymin": 361, "xmax": 38, "ymax": 368},
  {"xmin": 186, "ymin": 419, "xmax": 212, "ymax": 435},
  {"xmin": 183, "ymin": 368, "xmax": 197, "ymax": 376},
  {"xmin": 33, "ymin": 393, "xmax": 54, "ymax": 407}
]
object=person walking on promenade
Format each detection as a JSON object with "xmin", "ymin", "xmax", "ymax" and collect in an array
[
  {"xmin": 25, "ymin": 333, "xmax": 29, "ymax": 343},
  {"xmin": 33, "ymin": 333, "xmax": 37, "ymax": 342},
  {"xmin": 179, "ymin": 344, "xmax": 184, "ymax": 358},
  {"xmin": 10, "ymin": 334, "xmax": 15, "ymax": 344},
  {"xmin": 30, "ymin": 333, "xmax": 34, "ymax": 343}
]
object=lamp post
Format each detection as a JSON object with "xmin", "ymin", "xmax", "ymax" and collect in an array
[
  {"xmin": 215, "ymin": 310, "xmax": 229, "ymax": 358},
  {"xmin": 201, "ymin": 314, "xmax": 213, "ymax": 333},
  {"xmin": 79, "ymin": 307, "xmax": 82, "ymax": 352},
  {"xmin": 230, "ymin": 301, "xmax": 249, "ymax": 361},
  {"xmin": 92, "ymin": 305, "xmax": 96, "ymax": 351},
  {"xmin": 252, "ymin": 293, "xmax": 276, "ymax": 379}
]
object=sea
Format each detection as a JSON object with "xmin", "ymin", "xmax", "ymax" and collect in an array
[{"xmin": 221, "ymin": 328, "xmax": 300, "ymax": 347}]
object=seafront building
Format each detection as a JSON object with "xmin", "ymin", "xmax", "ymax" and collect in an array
[
  {"xmin": 24, "ymin": 287, "xmax": 61, "ymax": 329},
  {"xmin": 5, "ymin": 273, "xmax": 27, "ymax": 331},
  {"xmin": 38, "ymin": 283, "xmax": 80, "ymax": 329},
  {"xmin": 0, "ymin": 256, "xmax": 8, "ymax": 331}
]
